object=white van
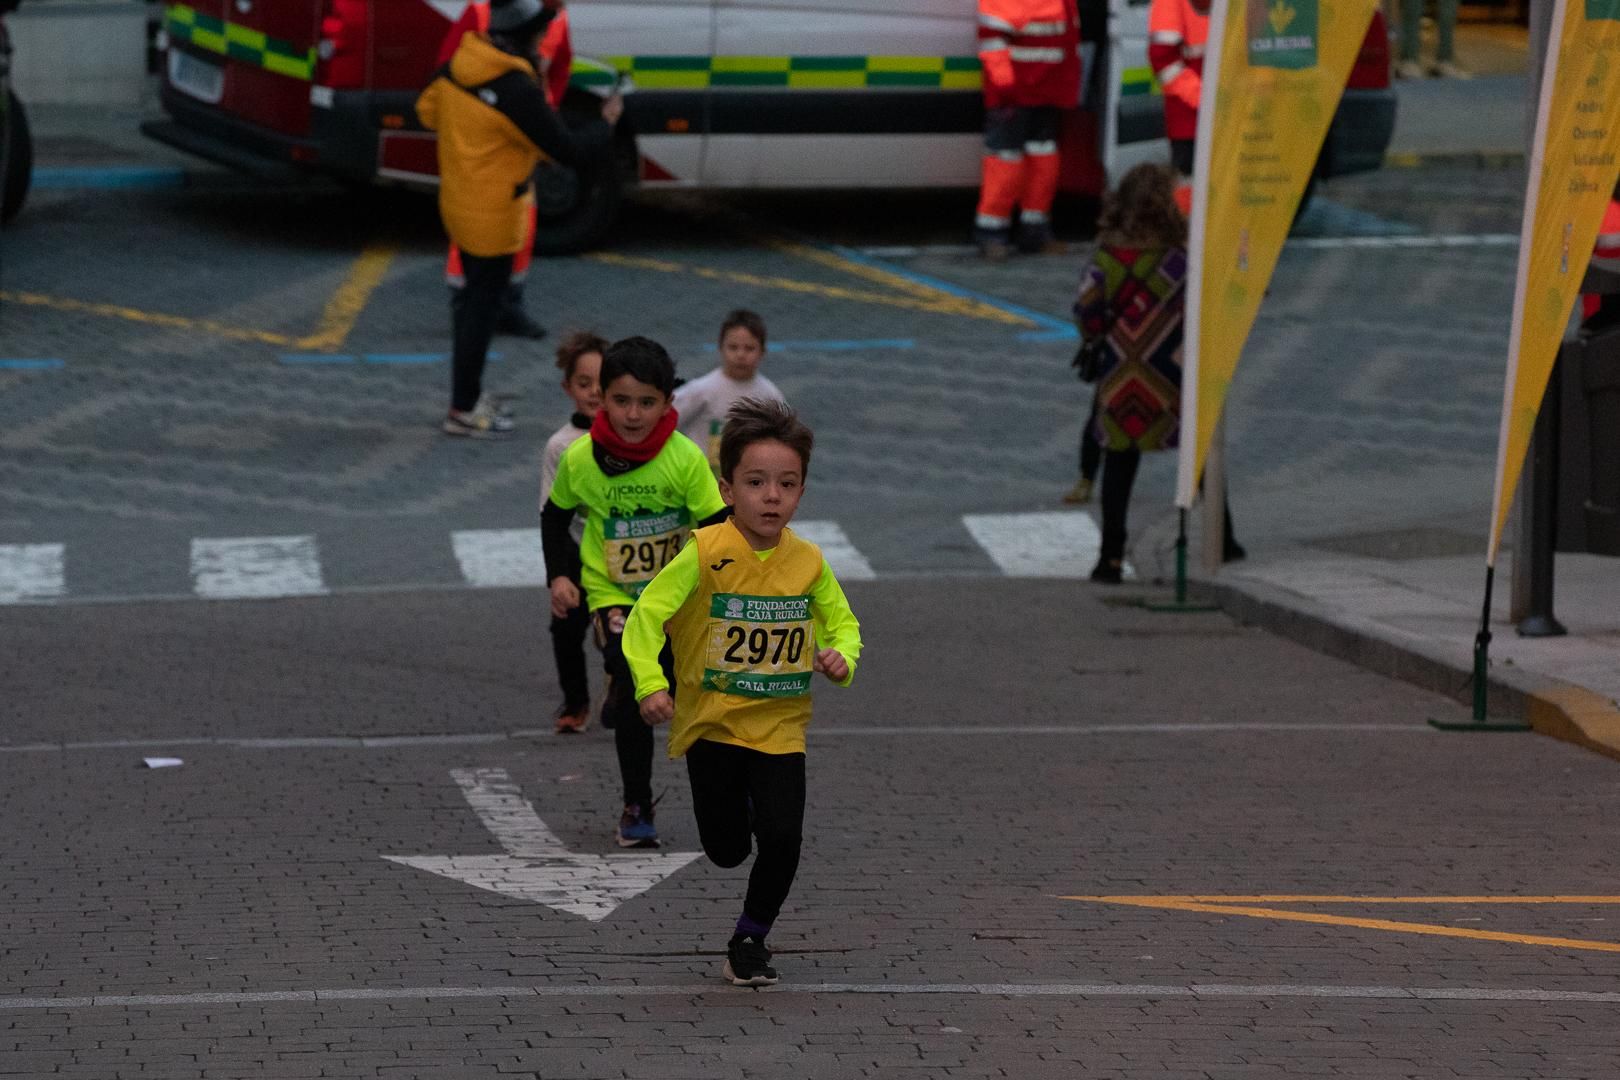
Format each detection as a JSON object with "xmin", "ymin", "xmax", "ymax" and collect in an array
[{"xmin": 144, "ymin": 0, "xmax": 1395, "ymax": 250}]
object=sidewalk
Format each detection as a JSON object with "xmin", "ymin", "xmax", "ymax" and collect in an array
[
  {"xmin": 1192, "ymin": 545, "xmax": 1620, "ymax": 762},
  {"xmin": 1387, "ymin": 16, "xmax": 1528, "ymax": 163}
]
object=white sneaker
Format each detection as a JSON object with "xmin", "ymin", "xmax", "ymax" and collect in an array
[
  {"xmin": 443, "ymin": 409, "xmax": 513, "ymax": 438},
  {"xmin": 1395, "ymin": 59, "xmax": 1426, "ymax": 79},
  {"xmin": 1431, "ymin": 60, "xmax": 1472, "ymax": 79}
]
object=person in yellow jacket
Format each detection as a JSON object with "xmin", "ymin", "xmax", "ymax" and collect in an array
[
  {"xmin": 624, "ymin": 398, "xmax": 863, "ymax": 987},
  {"xmin": 416, "ymin": 0, "xmax": 620, "ymax": 438}
]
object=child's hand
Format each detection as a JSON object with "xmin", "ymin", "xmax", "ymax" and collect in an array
[
  {"xmin": 549, "ymin": 577, "xmax": 581, "ymax": 619},
  {"xmin": 813, "ymin": 648, "xmax": 849, "ymax": 683},
  {"xmin": 639, "ymin": 690, "xmax": 674, "ymax": 726}
]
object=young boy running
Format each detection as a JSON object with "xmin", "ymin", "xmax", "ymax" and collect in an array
[
  {"xmin": 541, "ymin": 336, "xmax": 728, "ymax": 847},
  {"xmin": 539, "ymin": 331, "xmax": 607, "ymax": 733},
  {"xmin": 623, "ymin": 398, "xmax": 863, "ymax": 986},
  {"xmin": 672, "ymin": 310, "xmax": 785, "ymax": 472}
]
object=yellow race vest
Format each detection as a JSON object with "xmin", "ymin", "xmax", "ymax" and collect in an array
[{"xmin": 665, "ymin": 520, "xmax": 823, "ymax": 758}]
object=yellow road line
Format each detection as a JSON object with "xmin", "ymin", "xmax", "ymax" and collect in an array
[
  {"xmin": 296, "ymin": 243, "xmax": 398, "ymax": 351},
  {"xmin": 588, "ymin": 251, "xmax": 1034, "ymax": 326},
  {"xmin": 3, "ymin": 244, "xmax": 397, "ymax": 353},
  {"xmin": 769, "ymin": 240, "xmax": 1033, "ymax": 326},
  {"xmin": 1066, "ymin": 895, "xmax": 1620, "ymax": 954},
  {"xmin": 0, "ymin": 290, "xmax": 296, "ymax": 347}
]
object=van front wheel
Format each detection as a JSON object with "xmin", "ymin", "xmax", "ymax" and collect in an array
[
  {"xmin": 531, "ymin": 151, "xmax": 622, "ymax": 255},
  {"xmin": 2, "ymin": 91, "xmax": 33, "ymax": 227}
]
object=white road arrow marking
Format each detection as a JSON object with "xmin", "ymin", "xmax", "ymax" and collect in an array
[{"xmin": 384, "ymin": 768, "xmax": 701, "ymax": 922}]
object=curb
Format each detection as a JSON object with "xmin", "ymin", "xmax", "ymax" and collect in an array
[
  {"xmin": 1384, "ymin": 150, "xmax": 1524, "ymax": 169},
  {"xmin": 1192, "ymin": 573, "xmax": 1620, "ymax": 764}
]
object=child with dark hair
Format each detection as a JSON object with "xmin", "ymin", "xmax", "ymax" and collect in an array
[
  {"xmin": 541, "ymin": 335, "xmax": 730, "ymax": 847},
  {"xmin": 623, "ymin": 397, "xmax": 863, "ymax": 987},
  {"xmin": 540, "ymin": 331, "xmax": 609, "ymax": 733},
  {"xmin": 673, "ymin": 309, "xmax": 786, "ymax": 472}
]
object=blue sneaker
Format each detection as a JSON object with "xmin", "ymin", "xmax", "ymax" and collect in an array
[{"xmin": 616, "ymin": 804, "xmax": 659, "ymax": 849}]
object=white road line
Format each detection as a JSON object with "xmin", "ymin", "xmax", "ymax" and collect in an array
[
  {"xmin": 1290, "ymin": 234, "xmax": 1518, "ymax": 250},
  {"xmin": 963, "ymin": 511, "xmax": 1129, "ymax": 579},
  {"xmin": 4, "ymin": 980, "xmax": 1616, "ymax": 1011},
  {"xmin": 0, "ymin": 723, "xmax": 1429, "ymax": 755},
  {"xmin": 190, "ymin": 536, "xmax": 327, "ymax": 599},
  {"xmin": 451, "ymin": 528, "xmax": 546, "ymax": 588},
  {"xmin": 0, "ymin": 543, "xmax": 66, "ymax": 603},
  {"xmin": 450, "ymin": 767, "xmax": 568, "ymax": 857},
  {"xmin": 386, "ymin": 768, "xmax": 702, "ymax": 921},
  {"xmin": 791, "ymin": 520, "xmax": 876, "ymax": 580}
]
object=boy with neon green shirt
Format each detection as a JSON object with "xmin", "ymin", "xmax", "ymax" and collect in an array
[
  {"xmin": 541, "ymin": 336, "xmax": 728, "ymax": 850},
  {"xmin": 624, "ymin": 398, "xmax": 862, "ymax": 987}
]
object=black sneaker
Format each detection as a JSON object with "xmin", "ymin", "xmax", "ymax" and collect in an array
[
  {"xmin": 495, "ymin": 307, "xmax": 548, "ymax": 340},
  {"xmin": 1089, "ymin": 558, "xmax": 1123, "ymax": 584},
  {"xmin": 723, "ymin": 934, "xmax": 778, "ymax": 987}
]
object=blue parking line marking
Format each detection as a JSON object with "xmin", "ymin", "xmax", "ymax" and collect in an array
[
  {"xmin": 279, "ymin": 354, "xmax": 358, "ymax": 365},
  {"xmin": 362, "ymin": 352, "xmax": 501, "ymax": 364},
  {"xmin": 824, "ymin": 244, "xmax": 1076, "ymax": 339},
  {"xmin": 364, "ymin": 353, "xmax": 445, "ymax": 365},
  {"xmin": 0, "ymin": 359, "xmax": 65, "ymax": 370},
  {"xmin": 31, "ymin": 167, "xmax": 188, "ymax": 191}
]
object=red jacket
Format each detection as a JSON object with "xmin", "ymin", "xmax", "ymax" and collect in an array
[
  {"xmin": 1148, "ymin": 0, "xmax": 1208, "ymax": 141},
  {"xmin": 977, "ymin": 0, "xmax": 1082, "ymax": 110},
  {"xmin": 435, "ymin": 2, "xmax": 572, "ymax": 107},
  {"xmin": 1583, "ymin": 197, "xmax": 1620, "ymax": 318}
]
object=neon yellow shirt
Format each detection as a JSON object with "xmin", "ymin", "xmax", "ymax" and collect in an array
[
  {"xmin": 546, "ymin": 432, "xmax": 726, "ymax": 611},
  {"xmin": 623, "ymin": 520, "xmax": 863, "ymax": 757}
]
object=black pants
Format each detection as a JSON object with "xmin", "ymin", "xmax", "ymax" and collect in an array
[
  {"xmin": 594, "ymin": 606, "xmax": 674, "ymax": 810},
  {"xmin": 1099, "ymin": 446, "xmax": 1142, "ymax": 563},
  {"xmin": 1098, "ymin": 446, "xmax": 1239, "ymax": 563},
  {"xmin": 1080, "ymin": 397, "xmax": 1102, "ymax": 481},
  {"xmin": 685, "ymin": 739, "xmax": 806, "ymax": 930},
  {"xmin": 550, "ymin": 572, "xmax": 589, "ymax": 712},
  {"xmin": 1170, "ymin": 137, "xmax": 1195, "ymax": 177},
  {"xmin": 450, "ymin": 251, "xmax": 512, "ymax": 413}
]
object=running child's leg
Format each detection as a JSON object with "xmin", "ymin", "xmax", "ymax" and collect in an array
[
  {"xmin": 550, "ymin": 573, "xmax": 591, "ymax": 730},
  {"xmin": 739, "ymin": 750, "xmax": 806, "ymax": 938},
  {"xmin": 684, "ymin": 739, "xmax": 753, "ymax": 869},
  {"xmin": 595, "ymin": 607, "xmax": 670, "ymax": 846}
]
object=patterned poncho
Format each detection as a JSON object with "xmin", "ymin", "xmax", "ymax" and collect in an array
[{"xmin": 1072, "ymin": 243, "xmax": 1187, "ymax": 452}]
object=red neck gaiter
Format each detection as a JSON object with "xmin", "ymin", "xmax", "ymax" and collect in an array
[{"xmin": 590, "ymin": 407, "xmax": 679, "ymax": 470}]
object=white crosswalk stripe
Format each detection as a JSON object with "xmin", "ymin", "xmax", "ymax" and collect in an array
[
  {"xmin": 962, "ymin": 511, "xmax": 1119, "ymax": 579},
  {"xmin": 190, "ymin": 536, "xmax": 328, "ymax": 600},
  {"xmin": 0, "ymin": 543, "xmax": 66, "ymax": 603},
  {"xmin": 791, "ymin": 520, "xmax": 876, "ymax": 581},
  {"xmin": 452, "ymin": 528, "xmax": 546, "ymax": 588},
  {"xmin": 0, "ymin": 513, "xmax": 1144, "ymax": 604}
]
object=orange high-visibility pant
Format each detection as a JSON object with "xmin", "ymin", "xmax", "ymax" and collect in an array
[{"xmin": 975, "ymin": 105, "xmax": 1062, "ymax": 235}]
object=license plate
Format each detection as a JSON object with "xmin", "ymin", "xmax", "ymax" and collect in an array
[{"xmin": 169, "ymin": 49, "xmax": 224, "ymax": 105}]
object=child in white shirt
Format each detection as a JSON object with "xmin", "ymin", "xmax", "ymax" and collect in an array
[{"xmin": 673, "ymin": 309, "xmax": 786, "ymax": 471}]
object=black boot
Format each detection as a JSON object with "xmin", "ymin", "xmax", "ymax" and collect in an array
[{"xmin": 494, "ymin": 284, "xmax": 547, "ymax": 340}]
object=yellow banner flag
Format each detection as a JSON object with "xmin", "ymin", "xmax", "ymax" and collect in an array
[
  {"xmin": 1176, "ymin": 0, "xmax": 1380, "ymax": 507},
  {"xmin": 1487, "ymin": 0, "xmax": 1620, "ymax": 565}
]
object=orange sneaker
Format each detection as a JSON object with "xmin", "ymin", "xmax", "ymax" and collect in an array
[{"xmin": 554, "ymin": 702, "xmax": 590, "ymax": 734}]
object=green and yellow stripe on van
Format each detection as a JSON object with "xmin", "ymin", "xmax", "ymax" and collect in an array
[
  {"xmin": 572, "ymin": 55, "xmax": 984, "ymax": 91},
  {"xmin": 163, "ymin": 3, "xmax": 317, "ymax": 81},
  {"xmin": 1119, "ymin": 65, "xmax": 1162, "ymax": 96}
]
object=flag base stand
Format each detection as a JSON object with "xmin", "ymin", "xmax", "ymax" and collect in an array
[
  {"xmin": 1140, "ymin": 510, "xmax": 1221, "ymax": 613},
  {"xmin": 1428, "ymin": 565, "xmax": 1531, "ymax": 733}
]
